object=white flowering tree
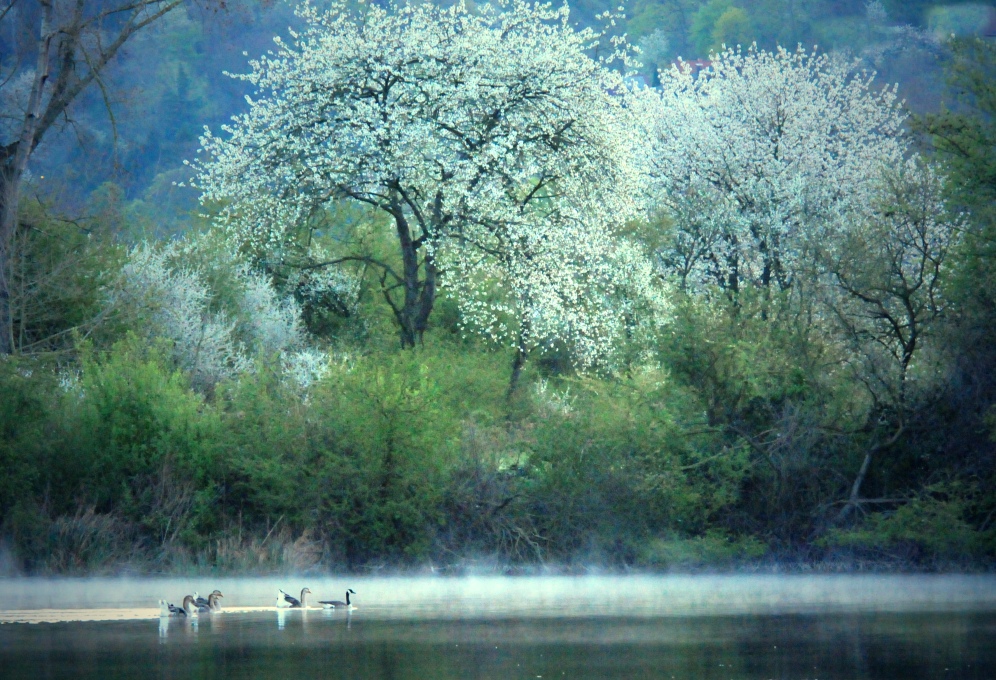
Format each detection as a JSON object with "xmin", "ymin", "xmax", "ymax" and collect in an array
[
  {"xmin": 194, "ymin": 0, "xmax": 653, "ymax": 362},
  {"xmin": 114, "ymin": 239, "xmax": 329, "ymax": 392},
  {"xmin": 648, "ymin": 45, "xmax": 909, "ymax": 293}
]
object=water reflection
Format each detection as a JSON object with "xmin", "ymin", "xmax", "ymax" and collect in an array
[
  {"xmin": 208, "ymin": 610, "xmax": 224, "ymax": 634},
  {"xmin": 3, "ymin": 609, "xmax": 995, "ymax": 679},
  {"xmin": 276, "ymin": 607, "xmax": 286, "ymax": 630}
]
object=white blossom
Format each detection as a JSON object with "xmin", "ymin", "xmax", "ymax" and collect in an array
[
  {"xmin": 238, "ymin": 267, "xmax": 305, "ymax": 356},
  {"xmin": 194, "ymin": 0, "xmax": 659, "ymax": 364},
  {"xmin": 113, "ymin": 238, "xmax": 323, "ymax": 391},
  {"xmin": 647, "ymin": 45, "xmax": 909, "ymax": 293},
  {"xmin": 116, "ymin": 242, "xmax": 248, "ymax": 389}
]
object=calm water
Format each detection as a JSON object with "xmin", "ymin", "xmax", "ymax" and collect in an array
[{"xmin": 2, "ymin": 575, "xmax": 995, "ymax": 679}]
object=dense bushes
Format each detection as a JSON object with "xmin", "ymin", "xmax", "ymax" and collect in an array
[
  {"xmin": 2, "ymin": 35, "xmax": 996, "ymax": 575},
  {"xmin": 1, "ymin": 203, "xmax": 994, "ymax": 573},
  {"xmin": 1, "ymin": 330, "xmax": 994, "ymax": 574}
]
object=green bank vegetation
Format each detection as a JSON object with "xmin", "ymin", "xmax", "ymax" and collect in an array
[{"xmin": 1, "ymin": 23, "xmax": 995, "ymax": 574}]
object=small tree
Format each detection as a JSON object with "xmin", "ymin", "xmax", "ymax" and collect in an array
[
  {"xmin": 195, "ymin": 0, "xmax": 653, "ymax": 361},
  {"xmin": 649, "ymin": 45, "xmax": 908, "ymax": 294},
  {"xmin": 824, "ymin": 159, "xmax": 959, "ymax": 520}
]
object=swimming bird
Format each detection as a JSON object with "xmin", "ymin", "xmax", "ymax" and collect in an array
[
  {"xmin": 319, "ymin": 589, "xmax": 356, "ymax": 610},
  {"xmin": 279, "ymin": 587, "xmax": 312, "ymax": 608},
  {"xmin": 181, "ymin": 595, "xmax": 199, "ymax": 617},
  {"xmin": 161, "ymin": 595, "xmax": 198, "ymax": 617},
  {"xmin": 197, "ymin": 590, "xmax": 224, "ymax": 613},
  {"xmin": 161, "ymin": 599, "xmax": 187, "ymax": 617}
]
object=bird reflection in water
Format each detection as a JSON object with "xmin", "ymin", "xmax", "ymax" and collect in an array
[
  {"xmin": 160, "ymin": 612, "xmax": 197, "ymax": 639},
  {"xmin": 322, "ymin": 605, "xmax": 353, "ymax": 629},
  {"xmin": 208, "ymin": 610, "xmax": 224, "ymax": 633},
  {"xmin": 277, "ymin": 607, "xmax": 287, "ymax": 630}
]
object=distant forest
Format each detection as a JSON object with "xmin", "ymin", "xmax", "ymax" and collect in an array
[{"xmin": 0, "ymin": 0, "xmax": 994, "ymax": 575}]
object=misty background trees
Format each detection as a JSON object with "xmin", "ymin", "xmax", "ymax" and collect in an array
[{"xmin": 0, "ymin": 0, "xmax": 994, "ymax": 574}]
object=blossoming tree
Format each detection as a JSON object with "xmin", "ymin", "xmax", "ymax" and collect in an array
[
  {"xmin": 195, "ymin": 0, "xmax": 656, "ymax": 364},
  {"xmin": 648, "ymin": 45, "xmax": 909, "ymax": 293}
]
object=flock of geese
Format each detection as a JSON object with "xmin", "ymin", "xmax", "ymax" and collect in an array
[{"xmin": 158, "ymin": 588, "xmax": 356, "ymax": 617}]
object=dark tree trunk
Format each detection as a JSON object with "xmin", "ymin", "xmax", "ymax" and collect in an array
[
  {"xmin": 0, "ymin": 176, "xmax": 15, "ymax": 354},
  {"xmin": 506, "ymin": 328, "xmax": 529, "ymax": 403},
  {"xmin": 0, "ymin": 0, "xmax": 188, "ymax": 355},
  {"xmin": 389, "ymin": 201, "xmax": 436, "ymax": 349},
  {"xmin": 836, "ymin": 421, "xmax": 904, "ymax": 524}
]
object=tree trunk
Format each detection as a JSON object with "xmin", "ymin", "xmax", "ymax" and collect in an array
[
  {"xmin": 0, "ymin": 1, "xmax": 56, "ymax": 355},
  {"xmin": 836, "ymin": 449, "xmax": 873, "ymax": 523},
  {"xmin": 390, "ymin": 195, "xmax": 437, "ymax": 349},
  {"xmin": 0, "ymin": 177, "xmax": 16, "ymax": 354},
  {"xmin": 835, "ymin": 421, "xmax": 904, "ymax": 523},
  {"xmin": 506, "ymin": 329, "xmax": 529, "ymax": 403},
  {"xmin": 395, "ymin": 207, "xmax": 418, "ymax": 348}
]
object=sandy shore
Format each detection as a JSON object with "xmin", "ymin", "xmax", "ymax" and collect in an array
[{"xmin": 0, "ymin": 606, "xmax": 282, "ymax": 624}]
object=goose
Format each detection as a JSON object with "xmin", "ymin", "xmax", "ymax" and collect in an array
[
  {"xmin": 160, "ymin": 599, "xmax": 187, "ymax": 617},
  {"xmin": 278, "ymin": 588, "xmax": 311, "ymax": 608},
  {"xmin": 197, "ymin": 590, "xmax": 224, "ymax": 613},
  {"xmin": 161, "ymin": 595, "xmax": 198, "ymax": 617},
  {"xmin": 181, "ymin": 595, "xmax": 199, "ymax": 617},
  {"xmin": 319, "ymin": 589, "xmax": 356, "ymax": 610}
]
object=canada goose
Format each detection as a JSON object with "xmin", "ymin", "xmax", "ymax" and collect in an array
[
  {"xmin": 319, "ymin": 589, "xmax": 356, "ymax": 609},
  {"xmin": 278, "ymin": 588, "xmax": 311, "ymax": 608}
]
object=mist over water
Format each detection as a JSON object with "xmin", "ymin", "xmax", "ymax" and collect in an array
[
  {"xmin": 3, "ymin": 574, "xmax": 995, "ymax": 621},
  {"xmin": 2, "ymin": 575, "xmax": 996, "ymax": 679}
]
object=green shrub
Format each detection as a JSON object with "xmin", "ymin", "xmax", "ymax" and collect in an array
[
  {"xmin": 638, "ymin": 529, "xmax": 767, "ymax": 570},
  {"xmin": 59, "ymin": 337, "xmax": 222, "ymax": 550},
  {"xmin": 822, "ymin": 483, "xmax": 988, "ymax": 563}
]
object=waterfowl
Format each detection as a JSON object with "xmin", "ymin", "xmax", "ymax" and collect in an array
[
  {"xmin": 182, "ymin": 595, "xmax": 199, "ymax": 617},
  {"xmin": 197, "ymin": 590, "xmax": 224, "ymax": 613},
  {"xmin": 279, "ymin": 587, "xmax": 312, "ymax": 608},
  {"xmin": 319, "ymin": 589, "xmax": 356, "ymax": 610},
  {"xmin": 160, "ymin": 599, "xmax": 187, "ymax": 617},
  {"xmin": 161, "ymin": 595, "xmax": 198, "ymax": 617}
]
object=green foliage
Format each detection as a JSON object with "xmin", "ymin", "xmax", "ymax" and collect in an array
[
  {"xmin": 0, "ymin": 358, "xmax": 59, "ymax": 520},
  {"xmin": 61, "ymin": 337, "xmax": 222, "ymax": 546},
  {"xmin": 822, "ymin": 483, "xmax": 992, "ymax": 563},
  {"xmin": 639, "ymin": 529, "xmax": 767, "ymax": 569},
  {"xmin": 712, "ymin": 7, "xmax": 754, "ymax": 49},
  {"xmin": 8, "ymin": 199, "xmax": 124, "ymax": 353},
  {"xmin": 525, "ymin": 371, "xmax": 751, "ymax": 563},
  {"xmin": 312, "ymin": 352, "xmax": 464, "ymax": 565},
  {"xmin": 689, "ymin": 0, "xmax": 738, "ymax": 56}
]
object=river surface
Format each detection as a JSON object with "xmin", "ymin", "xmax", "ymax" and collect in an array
[{"xmin": 1, "ymin": 575, "xmax": 995, "ymax": 678}]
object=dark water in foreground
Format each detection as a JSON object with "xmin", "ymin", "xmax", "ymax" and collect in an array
[
  {"xmin": 2, "ymin": 576, "xmax": 995, "ymax": 679},
  {"xmin": 3, "ymin": 610, "xmax": 996, "ymax": 679}
]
